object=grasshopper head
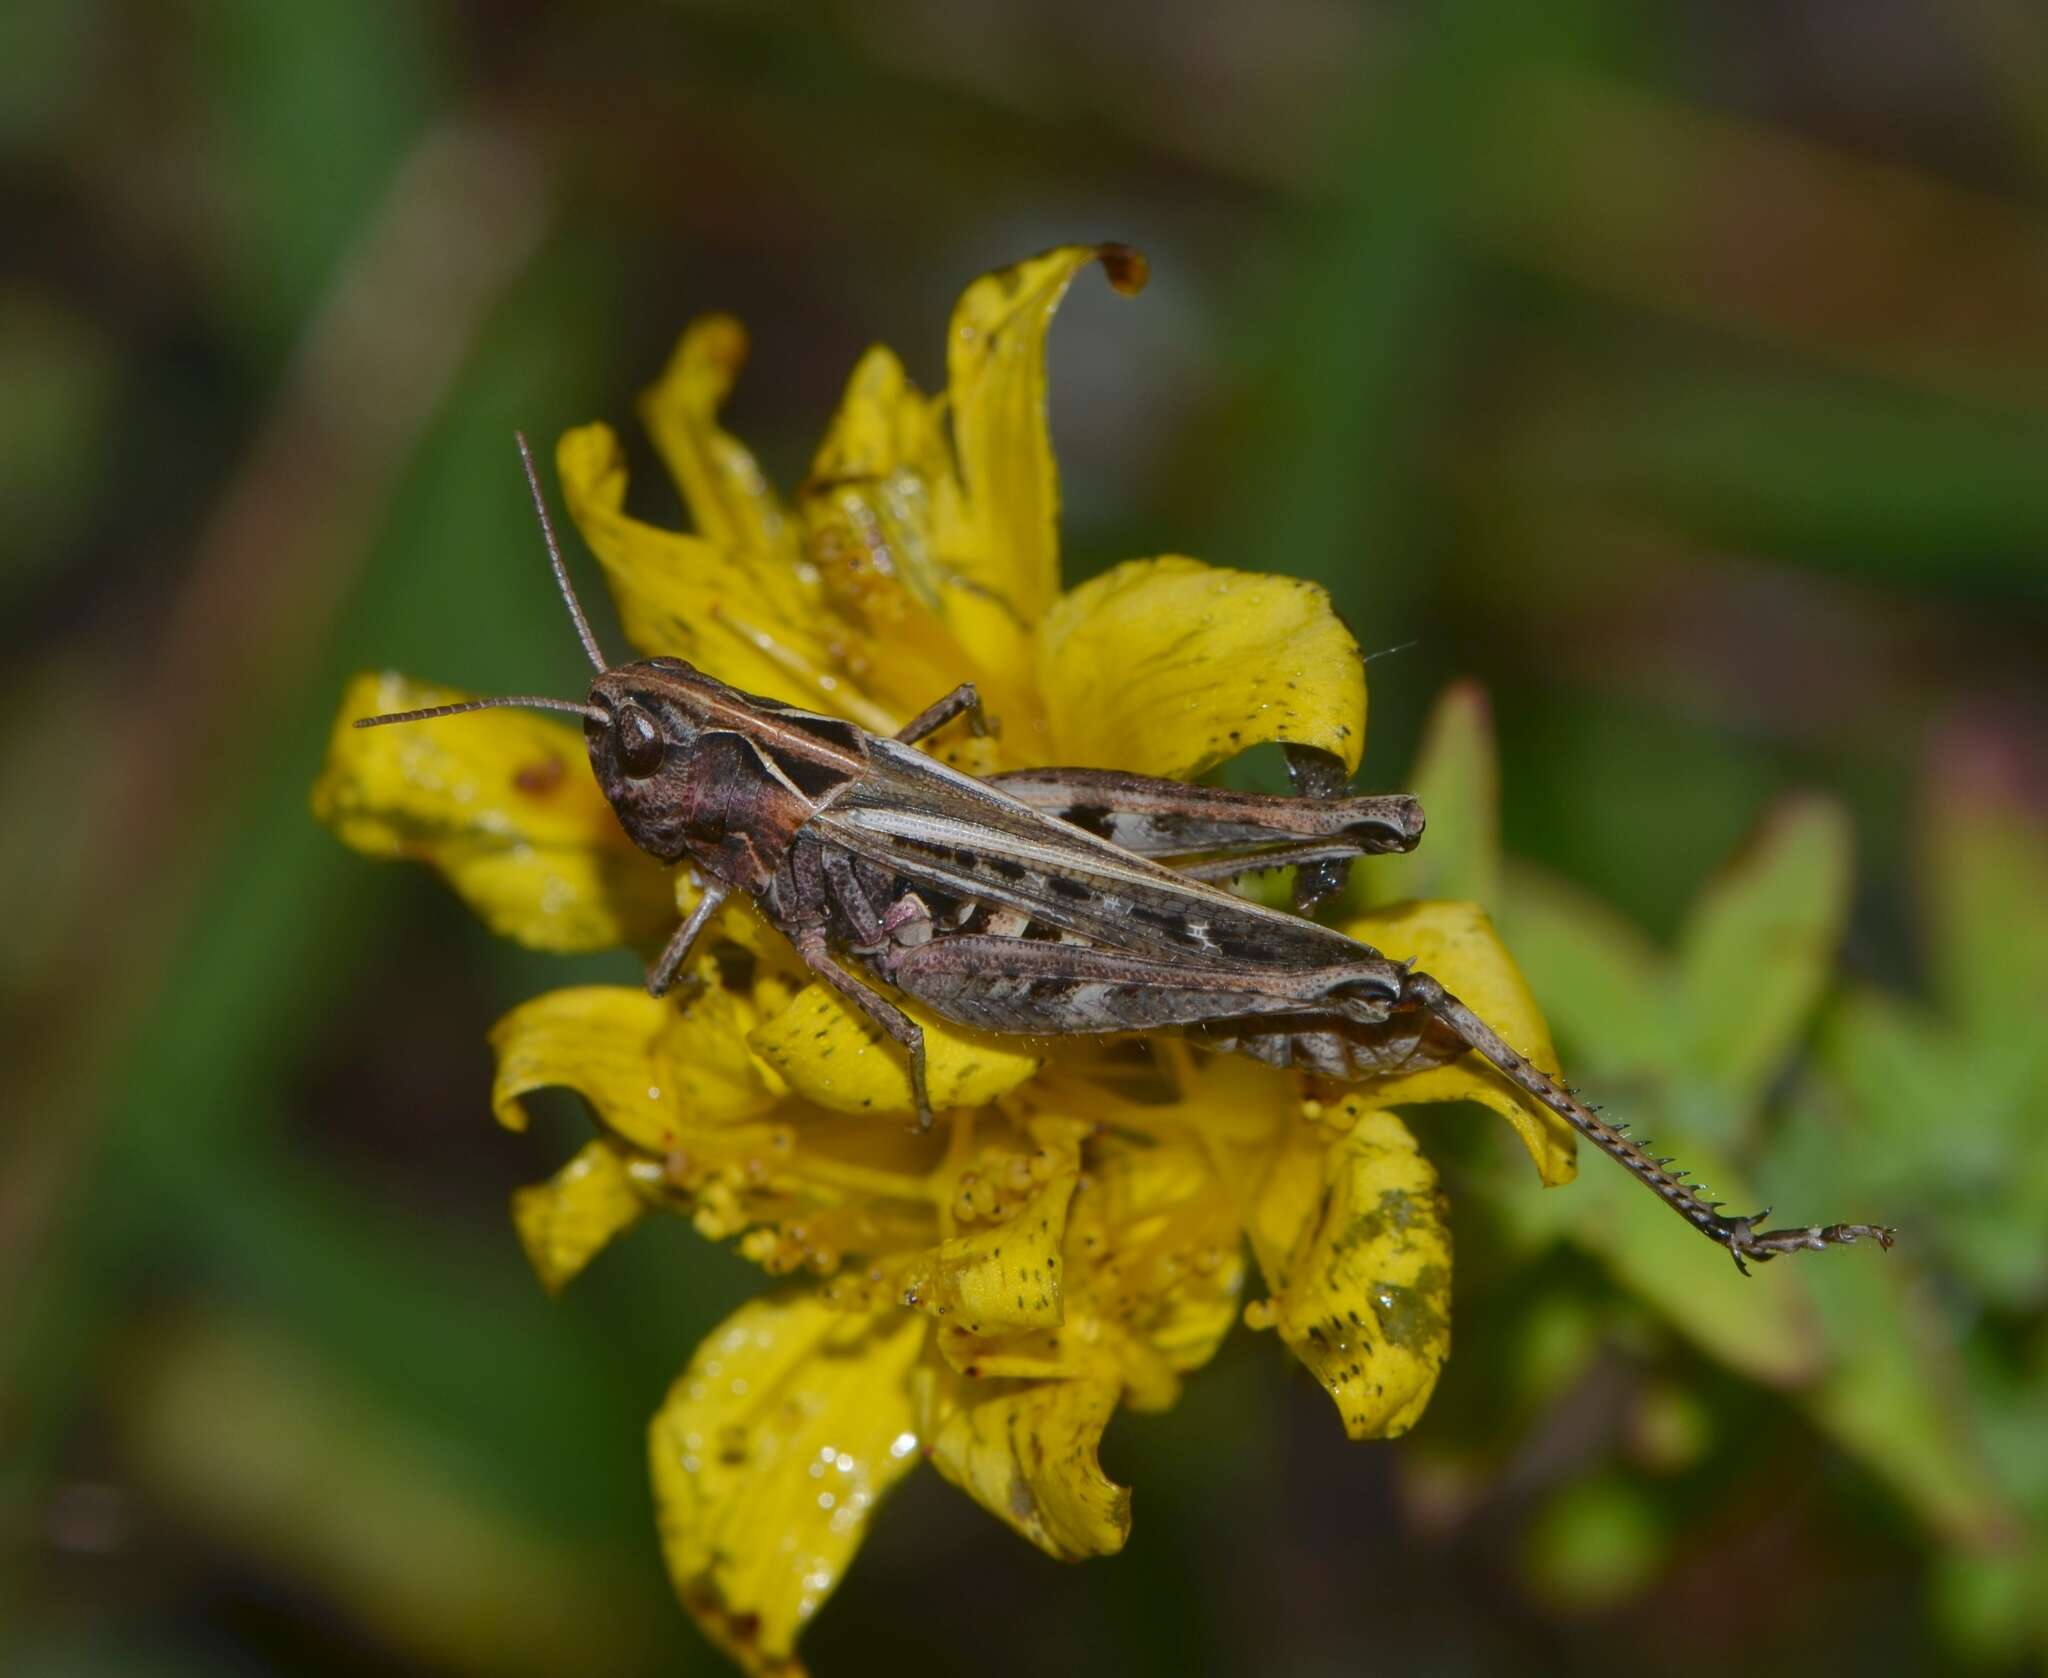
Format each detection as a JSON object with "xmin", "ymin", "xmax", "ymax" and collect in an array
[
  {"xmin": 351, "ymin": 436, "xmax": 811, "ymax": 885},
  {"xmin": 584, "ymin": 658, "xmax": 730, "ymax": 865}
]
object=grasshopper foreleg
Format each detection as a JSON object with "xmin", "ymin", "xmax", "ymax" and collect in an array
[
  {"xmin": 1401, "ymin": 971, "xmax": 1895, "ymax": 1273},
  {"xmin": 646, "ymin": 879, "xmax": 730, "ymax": 998}
]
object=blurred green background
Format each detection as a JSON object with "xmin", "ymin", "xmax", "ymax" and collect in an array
[{"xmin": 5, "ymin": 1, "xmax": 2046, "ymax": 1673}]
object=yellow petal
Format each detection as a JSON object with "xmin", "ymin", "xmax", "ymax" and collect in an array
[
  {"xmin": 1341, "ymin": 900, "xmax": 1578, "ymax": 1186},
  {"xmin": 649, "ymin": 1294, "xmax": 925, "ymax": 1671},
  {"xmin": 800, "ymin": 347, "xmax": 1043, "ymax": 743},
  {"xmin": 312, "ymin": 672, "xmax": 673, "ymax": 952},
  {"xmin": 947, "ymin": 243, "xmax": 1147, "ymax": 625},
  {"xmin": 639, "ymin": 314, "xmax": 800, "ymax": 563},
  {"xmin": 902, "ymin": 1169, "xmax": 1078, "ymax": 1334},
  {"xmin": 1034, "ymin": 556, "xmax": 1366, "ymax": 778},
  {"xmin": 806, "ymin": 345, "xmax": 957, "ymax": 613},
  {"xmin": 491, "ymin": 984, "xmax": 775, "ymax": 1152},
  {"xmin": 510, "ymin": 1139, "xmax": 653, "ymax": 1295},
  {"xmin": 922, "ymin": 1365, "xmax": 1130, "ymax": 1560},
  {"xmin": 1249, "ymin": 1110, "xmax": 1452, "ymax": 1439},
  {"xmin": 747, "ymin": 980, "xmax": 1042, "ymax": 1118},
  {"xmin": 556, "ymin": 425, "xmax": 895, "ymax": 731},
  {"xmin": 1064, "ymin": 1127, "xmax": 1246, "ymax": 1402}
]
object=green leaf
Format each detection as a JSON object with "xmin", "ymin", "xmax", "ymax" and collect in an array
[
  {"xmin": 1797, "ymin": 1259, "xmax": 2018, "ymax": 1552},
  {"xmin": 1485, "ymin": 1103, "xmax": 1823, "ymax": 1390},
  {"xmin": 1497, "ymin": 860, "xmax": 1672, "ymax": 1078},
  {"xmin": 1673, "ymin": 795, "xmax": 1852, "ymax": 1118},
  {"xmin": 1357, "ymin": 679, "xmax": 1501, "ymax": 910},
  {"xmin": 1758, "ymin": 1099, "xmax": 2020, "ymax": 1549}
]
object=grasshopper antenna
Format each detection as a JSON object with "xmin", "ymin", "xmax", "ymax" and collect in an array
[
  {"xmin": 353, "ymin": 695, "xmax": 607, "ymax": 729},
  {"xmin": 350, "ymin": 436, "xmax": 614, "ymax": 733},
  {"xmin": 515, "ymin": 429, "xmax": 610, "ymax": 673}
]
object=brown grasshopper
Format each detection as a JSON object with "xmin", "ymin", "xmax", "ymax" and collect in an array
[{"xmin": 355, "ymin": 438, "xmax": 1894, "ymax": 1274}]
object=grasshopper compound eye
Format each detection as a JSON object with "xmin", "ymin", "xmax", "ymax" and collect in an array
[{"xmin": 615, "ymin": 703, "xmax": 665, "ymax": 778}]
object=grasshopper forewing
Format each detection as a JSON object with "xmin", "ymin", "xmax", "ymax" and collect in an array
[{"xmin": 351, "ymin": 437, "xmax": 1894, "ymax": 1275}]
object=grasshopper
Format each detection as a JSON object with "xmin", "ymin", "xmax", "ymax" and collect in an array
[{"xmin": 355, "ymin": 438, "xmax": 1894, "ymax": 1274}]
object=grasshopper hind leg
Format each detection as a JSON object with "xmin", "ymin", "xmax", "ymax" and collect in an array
[{"xmin": 1401, "ymin": 971, "xmax": 1895, "ymax": 1272}]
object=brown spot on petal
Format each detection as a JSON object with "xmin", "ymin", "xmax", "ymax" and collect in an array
[{"xmin": 513, "ymin": 757, "xmax": 566, "ymax": 797}]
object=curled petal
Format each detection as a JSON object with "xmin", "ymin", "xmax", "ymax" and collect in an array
[
  {"xmin": 746, "ymin": 981, "xmax": 1041, "ymax": 1118},
  {"xmin": 948, "ymin": 243, "xmax": 1146, "ymax": 625},
  {"xmin": 556, "ymin": 426, "xmax": 894, "ymax": 730},
  {"xmin": 649, "ymin": 1294, "xmax": 926, "ymax": 1672},
  {"xmin": 902, "ymin": 1170, "xmax": 1078, "ymax": 1334},
  {"xmin": 807, "ymin": 345, "xmax": 958, "ymax": 612},
  {"xmin": 1034, "ymin": 557, "xmax": 1366, "ymax": 778},
  {"xmin": 511, "ymin": 1139, "xmax": 654, "ymax": 1294},
  {"xmin": 1342, "ymin": 900, "xmax": 1578, "ymax": 1186},
  {"xmin": 922, "ymin": 1363, "xmax": 1131, "ymax": 1560},
  {"xmin": 1250, "ymin": 1110, "xmax": 1452, "ymax": 1439},
  {"xmin": 312, "ymin": 673, "xmax": 673, "ymax": 952},
  {"xmin": 491, "ymin": 984, "xmax": 775, "ymax": 1151},
  {"xmin": 639, "ymin": 314, "xmax": 800, "ymax": 563}
]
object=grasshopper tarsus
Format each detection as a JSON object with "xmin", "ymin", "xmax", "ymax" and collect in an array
[{"xmin": 1712, "ymin": 1212, "xmax": 1897, "ymax": 1275}]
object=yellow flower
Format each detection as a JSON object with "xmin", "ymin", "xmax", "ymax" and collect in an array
[{"xmin": 312, "ymin": 247, "xmax": 1574, "ymax": 1676}]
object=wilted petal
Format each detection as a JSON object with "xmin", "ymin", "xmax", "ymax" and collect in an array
[
  {"xmin": 491, "ymin": 983, "xmax": 776, "ymax": 1151},
  {"xmin": 947, "ymin": 243, "xmax": 1147, "ymax": 626},
  {"xmin": 649, "ymin": 1294, "xmax": 926, "ymax": 1673},
  {"xmin": 1249, "ymin": 1110, "xmax": 1451, "ymax": 1439},
  {"xmin": 901, "ymin": 1170, "xmax": 1078, "ymax": 1334},
  {"xmin": 556, "ymin": 425, "xmax": 895, "ymax": 731},
  {"xmin": 312, "ymin": 673, "xmax": 673, "ymax": 952},
  {"xmin": 1342, "ymin": 900, "xmax": 1578, "ymax": 1186},
  {"xmin": 511, "ymin": 1139, "xmax": 653, "ymax": 1294},
  {"xmin": 922, "ymin": 1363, "xmax": 1130, "ymax": 1560},
  {"xmin": 639, "ymin": 315, "xmax": 800, "ymax": 563},
  {"xmin": 1035, "ymin": 557, "xmax": 1366, "ymax": 779},
  {"xmin": 747, "ymin": 980, "xmax": 1041, "ymax": 1118}
]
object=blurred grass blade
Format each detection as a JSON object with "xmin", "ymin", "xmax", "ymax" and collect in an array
[
  {"xmin": 1923, "ymin": 725, "xmax": 2048, "ymax": 1050},
  {"xmin": 118, "ymin": 1310, "xmax": 666, "ymax": 1677}
]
